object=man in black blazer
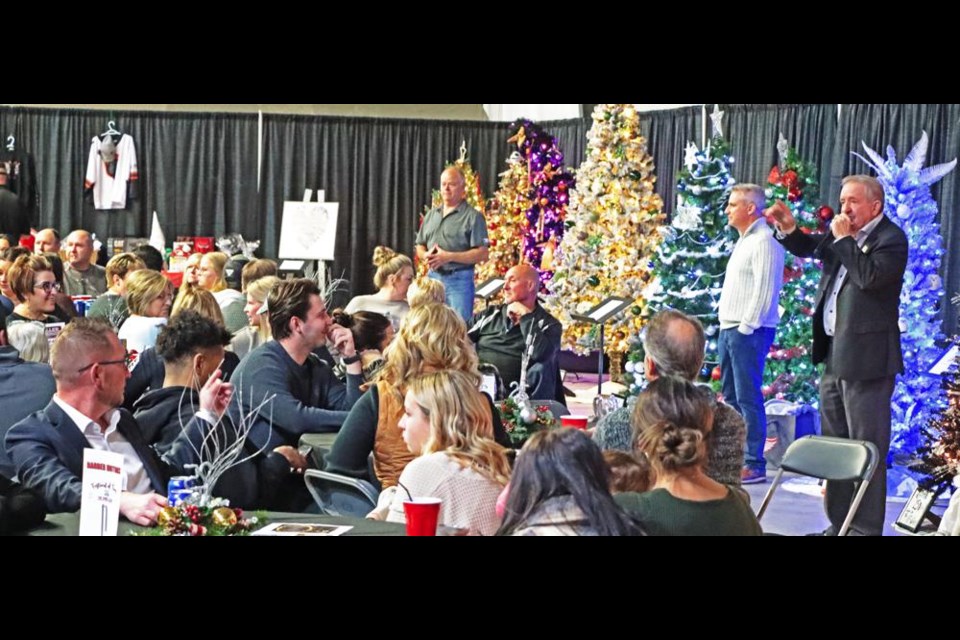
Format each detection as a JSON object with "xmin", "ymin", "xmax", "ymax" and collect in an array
[
  {"xmin": 4, "ymin": 318, "xmax": 233, "ymax": 526},
  {"xmin": 769, "ymin": 175, "xmax": 907, "ymax": 536}
]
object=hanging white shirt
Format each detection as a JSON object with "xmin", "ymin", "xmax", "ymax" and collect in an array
[{"xmin": 84, "ymin": 133, "xmax": 139, "ymax": 210}]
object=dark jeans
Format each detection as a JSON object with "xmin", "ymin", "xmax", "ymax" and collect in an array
[{"xmin": 718, "ymin": 327, "xmax": 775, "ymax": 473}]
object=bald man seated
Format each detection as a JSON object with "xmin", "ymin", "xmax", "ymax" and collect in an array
[
  {"xmin": 63, "ymin": 230, "xmax": 107, "ymax": 297},
  {"xmin": 468, "ymin": 264, "xmax": 563, "ymax": 402}
]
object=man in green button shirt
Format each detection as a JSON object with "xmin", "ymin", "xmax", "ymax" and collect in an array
[{"xmin": 415, "ymin": 167, "xmax": 489, "ymax": 322}]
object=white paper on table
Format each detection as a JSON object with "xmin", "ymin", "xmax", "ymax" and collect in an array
[
  {"xmin": 251, "ymin": 522, "xmax": 352, "ymax": 536},
  {"xmin": 79, "ymin": 449, "xmax": 124, "ymax": 537}
]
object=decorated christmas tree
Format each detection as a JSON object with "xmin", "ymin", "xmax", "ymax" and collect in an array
[
  {"xmin": 761, "ymin": 135, "xmax": 832, "ymax": 405},
  {"xmin": 415, "ymin": 142, "xmax": 488, "ymax": 282},
  {"xmin": 635, "ymin": 122, "xmax": 736, "ymax": 390},
  {"xmin": 473, "ymin": 151, "xmax": 527, "ymax": 288},
  {"xmin": 855, "ymin": 131, "xmax": 956, "ymax": 464},
  {"xmin": 545, "ymin": 104, "xmax": 664, "ymax": 355},
  {"xmin": 913, "ymin": 336, "xmax": 960, "ymax": 490},
  {"xmin": 476, "ymin": 120, "xmax": 575, "ymax": 293}
]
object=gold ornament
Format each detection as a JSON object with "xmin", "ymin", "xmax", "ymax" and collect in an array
[
  {"xmin": 157, "ymin": 507, "xmax": 179, "ymax": 528},
  {"xmin": 212, "ymin": 507, "xmax": 238, "ymax": 527}
]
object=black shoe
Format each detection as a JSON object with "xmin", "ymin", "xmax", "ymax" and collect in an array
[{"xmin": 805, "ymin": 526, "xmax": 837, "ymax": 536}]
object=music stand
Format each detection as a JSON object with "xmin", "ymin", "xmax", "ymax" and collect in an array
[
  {"xmin": 475, "ymin": 278, "xmax": 506, "ymax": 309},
  {"xmin": 570, "ymin": 296, "xmax": 635, "ymax": 397}
]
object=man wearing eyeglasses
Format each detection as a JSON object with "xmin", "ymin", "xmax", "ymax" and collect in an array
[{"xmin": 5, "ymin": 318, "xmax": 234, "ymax": 526}]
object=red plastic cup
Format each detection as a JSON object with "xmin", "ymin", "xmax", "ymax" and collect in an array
[
  {"xmin": 560, "ymin": 415, "xmax": 589, "ymax": 430},
  {"xmin": 403, "ymin": 498, "xmax": 442, "ymax": 536}
]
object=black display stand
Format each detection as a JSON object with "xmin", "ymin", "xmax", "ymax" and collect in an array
[
  {"xmin": 895, "ymin": 484, "xmax": 946, "ymax": 533},
  {"xmin": 570, "ymin": 296, "xmax": 634, "ymax": 397}
]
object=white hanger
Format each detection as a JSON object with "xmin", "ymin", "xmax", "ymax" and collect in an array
[
  {"xmin": 102, "ymin": 121, "xmax": 121, "ymax": 137},
  {"xmin": 5, "ymin": 135, "xmax": 14, "ymax": 151}
]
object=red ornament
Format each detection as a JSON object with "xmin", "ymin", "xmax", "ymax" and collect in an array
[
  {"xmin": 782, "ymin": 170, "xmax": 799, "ymax": 188},
  {"xmin": 711, "ymin": 366, "xmax": 721, "ymax": 381},
  {"xmin": 768, "ymin": 166, "xmax": 781, "ymax": 183},
  {"xmin": 818, "ymin": 205, "xmax": 834, "ymax": 221}
]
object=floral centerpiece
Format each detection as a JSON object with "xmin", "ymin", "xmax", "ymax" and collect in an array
[{"xmin": 139, "ymin": 498, "xmax": 262, "ymax": 536}]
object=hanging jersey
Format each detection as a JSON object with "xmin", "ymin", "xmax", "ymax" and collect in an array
[{"xmin": 84, "ymin": 133, "xmax": 139, "ymax": 210}]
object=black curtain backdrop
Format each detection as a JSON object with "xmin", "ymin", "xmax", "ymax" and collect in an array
[
  {"xmin": 4, "ymin": 103, "xmax": 960, "ymax": 333},
  {"xmin": 258, "ymin": 114, "xmax": 599, "ymax": 296},
  {"xmin": 638, "ymin": 106, "xmax": 703, "ymax": 216},
  {"xmin": 718, "ymin": 103, "xmax": 838, "ymax": 207},
  {"xmin": 0, "ymin": 106, "xmax": 258, "ymax": 243}
]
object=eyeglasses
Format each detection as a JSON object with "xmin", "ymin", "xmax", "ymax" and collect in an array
[
  {"xmin": 77, "ymin": 351, "xmax": 134, "ymax": 373},
  {"xmin": 34, "ymin": 281, "xmax": 61, "ymax": 293}
]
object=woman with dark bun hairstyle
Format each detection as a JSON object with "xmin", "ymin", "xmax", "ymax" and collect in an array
[
  {"xmin": 329, "ymin": 308, "xmax": 393, "ymax": 382},
  {"xmin": 616, "ymin": 376, "xmax": 762, "ymax": 536},
  {"xmin": 344, "ymin": 246, "xmax": 413, "ymax": 329}
]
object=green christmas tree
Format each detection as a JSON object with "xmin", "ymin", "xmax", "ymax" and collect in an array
[
  {"xmin": 628, "ymin": 132, "xmax": 736, "ymax": 392},
  {"xmin": 545, "ymin": 104, "xmax": 664, "ymax": 356},
  {"xmin": 761, "ymin": 135, "xmax": 829, "ymax": 405}
]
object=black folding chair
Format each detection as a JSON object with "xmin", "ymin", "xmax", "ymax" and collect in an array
[
  {"xmin": 756, "ymin": 435, "xmax": 879, "ymax": 536},
  {"xmin": 304, "ymin": 469, "xmax": 380, "ymax": 517}
]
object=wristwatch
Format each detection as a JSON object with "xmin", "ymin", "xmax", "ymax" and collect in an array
[{"xmin": 342, "ymin": 354, "xmax": 361, "ymax": 365}]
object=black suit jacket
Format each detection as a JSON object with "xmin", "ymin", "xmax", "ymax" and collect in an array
[
  {"xmin": 779, "ymin": 216, "xmax": 907, "ymax": 380},
  {"xmin": 5, "ymin": 400, "xmax": 205, "ymax": 513}
]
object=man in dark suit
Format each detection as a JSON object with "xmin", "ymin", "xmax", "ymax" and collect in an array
[
  {"xmin": 768, "ymin": 174, "xmax": 907, "ymax": 536},
  {"xmin": 4, "ymin": 318, "xmax": 233, "ymax": 526}
]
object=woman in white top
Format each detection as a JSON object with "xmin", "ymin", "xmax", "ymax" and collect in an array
[
  {"xmin": 229, "ymin": 275, "xmax": 279, "ymax": 359},
  {"xmin": 118, "ymin": 269, "xmax": 172, "ymax": 368},
  {"xmin": 196, "ymin": 251, "xmax": 246, "ymax": 334},
  {"xmin": 344, "ymin": 246, "xmax": 413, "ymax": 330},
  {"xmin": 371, "ymin": 369, "xmax": 512, "ymax": 536}
]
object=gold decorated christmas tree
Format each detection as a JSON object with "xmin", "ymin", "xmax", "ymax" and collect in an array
[
  {"xmin": 544, "ymin": 104, "xmax": 665, "ymax": 354},
  {"xmin": 473, "ymin": 150, "xmax": 528, "ymax": 290}
]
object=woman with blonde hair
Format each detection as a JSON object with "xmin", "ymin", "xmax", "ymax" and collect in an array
[
  {"xmin": 324, "ymin": 303, "xmax": 510, "ymax": 489},
  {"xmin": 407, "ymin": 277, "xmax": 446, "ymax": 309},
  {"xmin": 229, "ymin": 275, "xmax": 279, "ymax": 359},
  {"xmin": 6, "ymin": 254, "xmax": 60, "ymax": 324},
  {"xmin": 170, "ymin": 286, "xmax": 225, "ymax": 325},
  {"xmin": 371, "ymin": 369, "xmax": 511, "ymax": 535},
  {"xmin": 195, "ymin": 251, "xmax": 246, "ymax": 333},
  {"xmin": 344, "ymin": 246, "xmax": 413, "ymax": 329},
  {"xmin": 118, "ymin": 269, "xmax": 172, "ymax": 365},
  {"xmin": 616, "ymin": 376, "xmax": 762, "ymax": 536}
]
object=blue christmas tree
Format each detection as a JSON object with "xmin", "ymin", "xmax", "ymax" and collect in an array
[{"xmin": 854, "ymin": 131, "xmax": 957, "ymax": 465}]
